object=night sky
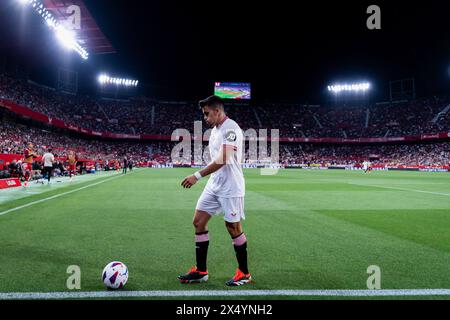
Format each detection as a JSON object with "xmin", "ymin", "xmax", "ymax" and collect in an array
[{"xmin": 1, "ymin": 0, "xmax": 450, "ymax": 103}]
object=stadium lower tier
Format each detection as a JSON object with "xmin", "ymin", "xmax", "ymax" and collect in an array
[{"xmin": 1, "ymin": 115, "xmax": 449, "ymax": 176}]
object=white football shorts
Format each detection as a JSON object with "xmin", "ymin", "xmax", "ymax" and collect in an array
[{"xmin": 196, "ymin": 190, "xmax": 245, "ymax": 223}]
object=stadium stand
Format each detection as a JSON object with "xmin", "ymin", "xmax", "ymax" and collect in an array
[
  {"xmin": 1, "ymin": 71, "xmax": 450, "ymax": 178},
  {"xmin": 2, "ymin": 72, "xmax": 450, "ymax": 138}
]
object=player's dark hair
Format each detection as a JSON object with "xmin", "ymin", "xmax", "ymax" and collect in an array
[{"xmin": 198, "ymin": 95, "xmax": 224, "ymax": 110}]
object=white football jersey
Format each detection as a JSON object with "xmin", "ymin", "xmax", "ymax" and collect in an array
[
  {"xmin": 204, "ymin": 118, "xmax": 245, "ymax": 198},
  {"xmin": 43, "ymin": 153, "xmax": 55, "ymax": 168}
]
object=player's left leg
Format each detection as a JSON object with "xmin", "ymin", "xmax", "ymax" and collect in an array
[
  {"xmin": 224, "ymin": 221, "xmax": 252, "ymax": 286},
  {"xmin": 221, "ymin": 197, "xmax": 251, "ymax": 286}
]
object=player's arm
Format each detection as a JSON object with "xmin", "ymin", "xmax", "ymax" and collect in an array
[{"xmin": 181, "ymin": 144, "xmax": 234, "ymax": 189}]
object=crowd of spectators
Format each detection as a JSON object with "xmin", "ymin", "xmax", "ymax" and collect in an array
[
  {"xmin": 1, "ymin": 72, "xmax": 450, "ymax": 176},
  {"xmin": 1, "ymin": 116, "xmax": 449, "ymax": 173},
  {"xmin": 0, "ymin": 119, "xmax": 154, "ymax": 170},
  {"xmin": 2, "ymin": 73, "xmax": 450, "ymax": 139},
  {"xmin": 279, "ymin": 143, "xmax": 450, "ymax": 167}
]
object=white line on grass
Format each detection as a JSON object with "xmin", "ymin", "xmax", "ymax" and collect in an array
[
  {"xmin": 0, "ymin": 172, "xmax": 129, "ymax": 217},
  {"xmin": 1, "ymin": 289, "xmax": 450, "ymax": 300},
  {"xmin": 348, "ymin": 183, "xmax": 450, "ymax": 197}
]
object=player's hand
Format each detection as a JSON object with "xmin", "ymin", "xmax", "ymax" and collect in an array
[{"xmin": 181, "ymin": 175, "xmax": 198, "ymax": 189}]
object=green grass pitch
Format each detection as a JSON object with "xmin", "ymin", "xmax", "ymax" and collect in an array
[{"xmin": 0, "ymin": 168, "xmax": 450, "ymax": 299}]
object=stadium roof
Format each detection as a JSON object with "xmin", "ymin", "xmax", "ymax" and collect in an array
[{"xmin": 43, "ymin": 0, "xmax": 115, "ymax": 55}]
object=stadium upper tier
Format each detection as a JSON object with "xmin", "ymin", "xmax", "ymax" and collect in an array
[{"xmin": 1, "ymin": 73, "xmax": 450, "ymax": 139}]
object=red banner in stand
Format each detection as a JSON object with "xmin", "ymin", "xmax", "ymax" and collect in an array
[
  {"xmin": 50, "ymin": 118, "xmax": 67, "ymax": 129},
  {"xmin": 0, "ymin": 178, "xmax": 22, "ymax": 189},
  {"xmin": 1, "ymin": 99, "xmax": 450, "ymax": 144},
  {"xmin": 1, "ymin": 99, "xmax": 49, "ymax": 123}
]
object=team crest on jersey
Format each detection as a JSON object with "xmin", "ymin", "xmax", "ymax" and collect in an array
[{"xmin": 226, "ymin": 130, "xmax": 237, "ymax": 142}]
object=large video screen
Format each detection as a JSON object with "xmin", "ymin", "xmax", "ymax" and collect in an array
[{"xmin": 214, "ymin": 82, "xmax": 251, "ymax": 100}]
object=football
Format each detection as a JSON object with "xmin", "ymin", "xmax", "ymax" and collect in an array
[{"xmin": 102, "ymin": 261, "xmax": 129, "ymax": 289}]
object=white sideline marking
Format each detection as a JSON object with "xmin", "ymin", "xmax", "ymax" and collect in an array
[
  {"xmin": 0, "ymin": 173, "xmax": 127, "ymax": 217},
  {"xmin": 348, "ymin": 183, "xmax": 450, "ymax": 197},
  {"xmin": 1, "ymin": 289, "xmax": 450, "ymax": 300}
]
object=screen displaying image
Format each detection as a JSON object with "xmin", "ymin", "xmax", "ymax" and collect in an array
[{"xmin": 214, "ymin": 82, "xmax": 251, "ymax": 100}]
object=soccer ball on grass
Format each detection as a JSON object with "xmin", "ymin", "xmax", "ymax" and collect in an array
[{"xmin": 102, "ymin": 261, "xmax": 128, "ymax": 289}]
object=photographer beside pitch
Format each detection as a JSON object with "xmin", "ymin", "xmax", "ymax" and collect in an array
[{"xmin": 178, "ymin": 95, "xmax": 251, "ymax": 287}]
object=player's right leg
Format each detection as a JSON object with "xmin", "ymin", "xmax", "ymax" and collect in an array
[
  {"xmin": 46, "ymin": 168, "xmax": 52, "ymax": 184},
  {"xmin": 178, "ymin": 191, "xmax": 221, "ymax": 284},
  {"xmin": 41, "ymin": 168, "xmax": 45, "ymax": 181},
  {"xmin": 69, "ymin": 165, "xmax": 75, "ymax": 180},
  {"xmin": 23, "ymin": 164, "xmax": 32, "ymax": 187},
  {"xmin": 177, "ymin": 210, "xmax": 212, "ymax": 283}
]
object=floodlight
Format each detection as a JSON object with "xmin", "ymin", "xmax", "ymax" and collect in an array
[
  {"xmin": 97, "ymin": 74, "xmax": 139, "ymax": 88},
  {"xmin": 328, "ymin": 82, "xmax": 371, "ymax": 93},
  {"xmin": 21, "ymin": 0, "xmax": 89, "ymax": 60}
]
